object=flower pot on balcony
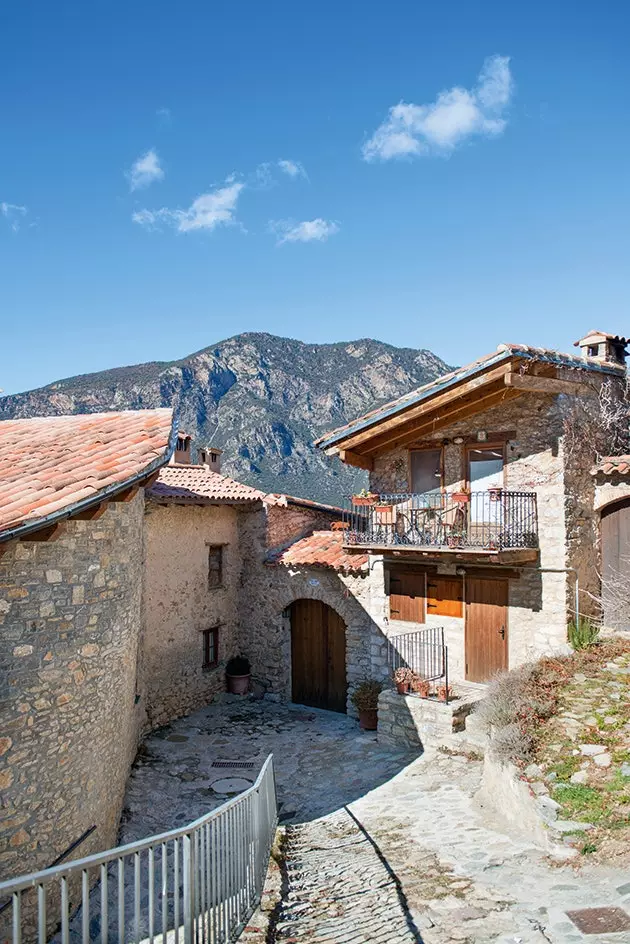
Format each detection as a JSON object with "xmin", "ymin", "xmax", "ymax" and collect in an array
[
  {"xmin": 447, "ymin": 535, "xmax": 465, "ymax": 548},
  {"xmin": 353, "ymin": 494, "xmax": 378, "ymax": 506},
  {"xmin": 374, "ymin": 504, "xmax": 394, "ymax": 515},
  {"xmin": 410, "ymin": 676, "xmax": 430, "ymax": 698},
  {"xmin": 488, "ymin": 487, "xmax": 503, "ymax": 501},
  {"xmin": 451, "ymin": 491, "xmax": 470, "ymax": 504}
]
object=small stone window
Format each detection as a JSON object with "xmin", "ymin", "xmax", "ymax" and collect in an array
[
  {"xmin": 588, "ymin": 344, "xmax": 599, "ymax": 358},
  {"xmin": 202, "ymin": 626, "xmax": 219, "ymax": 669},
  {"xmin": 207, "ymin": 545, "xmax": 224, "ymax": 589}
]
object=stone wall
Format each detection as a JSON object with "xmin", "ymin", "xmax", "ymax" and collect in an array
[
  {"xmin": 0, "ymin": 494, "xmax": 145, "ymax": 883},
  {"xmin": 265, "ymin": 501, "xmax": 341, "ymax": 552},
  {"xmin": 239, "ymin": 510, "xmax": 380, "ymax": 714},
  {"xmin": 143, "ymin": 502, "xmax": 249, "ymax": 729},
  {"xmin": 377, "ymin": 689, "xmax": 478, "ymax": 751},
  {"xmin": 367, "ymin": 393, "xmax": 571, "ymax": 676}
]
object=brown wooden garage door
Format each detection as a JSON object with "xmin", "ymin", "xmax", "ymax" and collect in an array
[
  {"xmin": 290, "ymin": 600, "xmax": 347, "ymax": 713},
  {"xmin": 601, "ymin": 498, "xmax": 630, "ymax": 630}
]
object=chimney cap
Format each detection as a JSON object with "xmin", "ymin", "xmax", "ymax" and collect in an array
[{"xmin": 574, "ymin": 329, "xmax": 629, "ymax": 348}]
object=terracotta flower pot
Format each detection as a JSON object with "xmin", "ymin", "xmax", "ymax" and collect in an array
[
  {"xmin": 395, "ymin": 680, "xmax": 409, "ymax": 695},
  {"xmin": 437, "ymin": 687, "xmax": 452, "ymax": 703},
  {"xmin": 226, "ymin": 673, "xmax": 251, "ymax": 695},
  {"xmin": 411, "ymin": 679, "xmax": 430, "ymax": 698},
  {"xmin": 451, "ymin": 492, "xmax": 470, "ymax": 504},
  {"xmin": 358, "ymin": 709, "xmax": 378, "ymax": 731},
  {"xmin": 353, "ymin": 495, "xmax": 378, "ymax": 506}
]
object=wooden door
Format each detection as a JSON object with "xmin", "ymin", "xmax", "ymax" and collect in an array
[
  {"xmin": 290, "ymin": 600, "xmax": 347, "ymax": 713},
  {"xmin": 427, "ymin": 576, "xmax": 463, "ymax": 618},
  {"xmin": 601, "ymin": 498, "xmax": 630, "ymax": 630},
  {"xmin": 465, "ymin": 577, "xmax": 508, "ymax": 682},
  {"xmin": 389, "ymin": 571, "xmax": 425, "ymax": 622}
]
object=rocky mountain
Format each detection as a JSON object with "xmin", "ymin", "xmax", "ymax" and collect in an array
[{"xmin": 0, "ymin": 333, "xmax": 452, "ymax": 504}]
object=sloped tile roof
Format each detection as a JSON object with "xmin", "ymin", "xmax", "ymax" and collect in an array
[
  {"xmin": 593, "ymin": 456, "xmax": 630, "ymax": 476},
  {"xmin": 316, "ymin": 342, "xmax": 625, "ymax": 451},
  {"xmin": 265, "ymin": 493, "xmax": 343, "ymax": 515},
  {"xmin": 148, "ymin": 465, "xmax": 266, "ymax": 505},
  {"xmin": 0, "ymin": 409, "xmax": 174, "ymax": 541},
  {"xmin": 272, "ymin": 530, "xmax": 368, "ymax": 574}
]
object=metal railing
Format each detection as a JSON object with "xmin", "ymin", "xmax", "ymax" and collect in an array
[
  {"xmin": 387, "ymin": 627, "xmax": 449, "ymax": 702},
  {"xmin": 0, "ymin": 755, "xmax": 277, "ymax": 944},
  {"xmin": 344, "ymin": 490, "xmax": 538, "ymax": 552}
]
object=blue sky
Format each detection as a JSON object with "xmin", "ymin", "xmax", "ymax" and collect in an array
[{"xmin": 1, "ymin": 0, "xmax": 629, "ymax": 395}]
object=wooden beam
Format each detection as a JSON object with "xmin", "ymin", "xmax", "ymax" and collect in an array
[
  {"xmin": 22, "ymin": 523, "xmax": 64, "ymax": 543},
  {"xmin": 72, "ymin": 502, "xmax": 108, "ymax": 521},
  {"xmin": 338, "ymin": 449, "xmax": 374, "ymax": 471},
  {"xmin": 497, "ymin": 549, "xmax": 539, "ymax": 564},
  {"xmin": 329, "ymin": 361, "xmax": 514, "ymax": 453},
  {"xmin": 504, "ymin": 372, "xmax": 596, "ymax": 397},
  {"xmin": 365, "ymin": 387, "xmax": 522, "ymax": 455},
  {"xmin": 110, "ymin": 486, "xmax": 139, "ymax": 503}
]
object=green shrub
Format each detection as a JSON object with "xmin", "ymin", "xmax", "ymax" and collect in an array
[{"xmin": 568, "ymin": 618, "xmax": 600, "ymax": 651}]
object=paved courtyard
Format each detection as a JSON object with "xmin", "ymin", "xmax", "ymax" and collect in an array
[{"xmin": 122, "ymin": 697, "xmax": 630, "ymax": 943}]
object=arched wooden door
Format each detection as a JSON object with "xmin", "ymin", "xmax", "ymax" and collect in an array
[
  {"xmin": 290, "ymin": 599, "xmax": 347, "ymax": 713},
  {"xmin": 601, "ymin": 498, "xmax": 630, "ymax": 630}
]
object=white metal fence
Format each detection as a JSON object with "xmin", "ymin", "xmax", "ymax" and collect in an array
[{"xmin": 0, "ymin": 755, "xmax": 277, "ymax": 944}]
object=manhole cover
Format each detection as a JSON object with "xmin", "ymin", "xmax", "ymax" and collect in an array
[
  {"xmin": 211, "ymin": 777, "xmax": 252, "ymax": 795},
  {"xmin": 567, "ymin": 907, "xmax": 630, "ymax": 934},
  {"xmin": 166, "ymin": 734, "xmax": 189, "ymax": 743}
]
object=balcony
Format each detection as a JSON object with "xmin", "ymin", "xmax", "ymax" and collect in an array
[{"xmin": 343, "ymin": 490, "xmax": 539, "ymax": 562}]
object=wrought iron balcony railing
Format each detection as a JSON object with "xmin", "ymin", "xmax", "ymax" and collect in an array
[{"xmin": 344, "ymin": 490, "xmax": 538, "ymax": 552}]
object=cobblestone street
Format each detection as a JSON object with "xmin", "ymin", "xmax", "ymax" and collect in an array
[{"xmin": 125, "ymin": 699, "xmax": 630, "ymax": 943}]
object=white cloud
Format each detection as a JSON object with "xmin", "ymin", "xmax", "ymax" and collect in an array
[
  {"xmin": 127, "ymin": 149, "xmax": 164, "ymax": 190},
  {"xmin": 132, "ymin": 180, "xmax": 244, "ymax": 233},
  {"xmin": 277, "ymin": 159, "xmax": 307, "ymax": 180},
  {"xmin": 362, "ymin": 55, "xmax": 513, "ymax": 161},
  {"xmin": 270, "ymin": 218, "xmax": 339, "ymax": 245},
  {"xmin": 1, "ymin": 202, "xmax": 28, "ymax": 232}
]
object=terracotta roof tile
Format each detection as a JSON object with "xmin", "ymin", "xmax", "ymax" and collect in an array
[
  {"xmin": 0, "ymin": 409, "xmax": 174, "ymax": 540},
  {"xmin": 593, "ymin": 456, "xmax": 630, "ymax": 476},
  {"xmin": 148, "ymin": 465, "xmax": 266, "ymax": 505},
  {"xmin": 272, "ymin": 530, "xmax": 367, "ymax": 574}
]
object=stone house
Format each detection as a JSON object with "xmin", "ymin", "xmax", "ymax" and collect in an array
[
  {"xmin": 142, "ymin": 438, "xmax": 345, "ymax": 727},
  {"xmin": 0, "ymin": 409, "xmax": 174, "ymax": 886},
  {"xmin": 311, "ymin": 330, "xmax": 629, "ymax": 694}
]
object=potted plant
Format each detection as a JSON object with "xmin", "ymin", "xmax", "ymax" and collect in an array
[
  {"xmin": 488, "ymin": 486, "xmax": 503, "ymax": 501},
  {"xmin": 351, "ymin": 679, "xmax": 383, "ymax": 730},
  {"xmin": 451, "ymin": 489, "xmax": 470, "ymax": 504},
  {"xmin": 437, "ymin": 684, "xmax": 452, "ymax": 703},
  {"xmin": 226, "ymin": 655, "xmax": 251, "ymax": 695},
  {"xmin": 410, "ymin": 675, "xmax": 430, "ymax": 698},
  {"xmin": 393, "ymin": 667, "xmax": 414, "ymax": 694},
  {"xmin": 352, "ymin": 489, "xmax": 378, "ymax": 507},
  {"xmin": 447, "ymin": 532, "xmax": 466, "ymax": 549}
]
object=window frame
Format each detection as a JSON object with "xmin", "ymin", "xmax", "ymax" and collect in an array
[
  {"xmin": 465, "ymin": 442, "xmax": 506, "ymax": 490},
  {"xmin": 206, "ymin": 543, "xmax": 225, "ymax": 590},
  {"xmin": 407, "ymin": 445, "xmax": 444, "ymax": 495},
  {"xmin": 202, "ymin": 625, "xmax": 220, "ymax": 670}
]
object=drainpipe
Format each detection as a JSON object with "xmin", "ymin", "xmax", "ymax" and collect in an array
[{"xmin": 535, "ymin": 567, "xmax": 580, "ymax": 624}]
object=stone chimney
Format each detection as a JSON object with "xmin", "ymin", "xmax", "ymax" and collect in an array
[
  {"xmin": 170, "ymin": 433, "xmax": 192, "ymax": 465},
  {"xmin": 574, "ymin": 330, "xmax": 628, "ymax": 368},
  {"xmin": 198, "ymin": 446, "xmax": 222, "ymax": 473}
]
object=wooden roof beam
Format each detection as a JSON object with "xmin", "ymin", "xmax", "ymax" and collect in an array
[
  {"xmin": 364, "ymin": 386, "xmax": 522, "ymax": 455},
  {"xmin": 328, "ymin": 361, "xmax": 515, "ymax": 454},
  {"xmin": 338, "ymin": 450, "xmax": 374, "ymax": 471}
]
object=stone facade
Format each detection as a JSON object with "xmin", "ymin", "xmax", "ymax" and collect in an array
[
  {"xmin": 377, "ymin": 689, "xmax": 480, "ymax": 750},
  {"xmin": 0, "ymin": 494, "xmax": 145, "ymax": 882},
  {"xmin": 143, "ymin": 501, "xmax": 253, "ymax": 729},
  {"xmin": 366, "ymin": 392, "xmax": 575, "ymax": 680},
  {"xmin": 265, "ymin": 501, "xmax": 341, "ymax": 552}
]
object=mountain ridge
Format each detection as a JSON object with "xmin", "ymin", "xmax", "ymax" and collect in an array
[{"xmin": 0, "ymin": 333, "xmax": 453, "ymax": 504}]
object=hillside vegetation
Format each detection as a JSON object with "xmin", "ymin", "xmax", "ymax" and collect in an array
[{"xmin": 0, "ymin": 333, "xmax": 451, "ymax": 504}]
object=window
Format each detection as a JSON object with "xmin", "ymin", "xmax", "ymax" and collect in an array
[
  {"xmin": 202, "ymin": 626, "xmax": 219, "ymax": 669},
  {"xmin": 587, "ymin": 344, "xmax": 599, "ymax": 358},
  {"xmin": 409, "ymin": 449, "xmax": 442, "ymax": 495},
  {"xmin": 467, "ymin": 446, "xmax": 504, "ymax": 488},
  {"xmin": 176, "ymin": 436, "xmax": 188, "ymax": 452},
  {"xmin": 210, "ymin": 453, "xmax": 218, "ymax": 465},
  {"xmin": 207, "ymin": 544, "xmax": 223, "ymax": 589}
]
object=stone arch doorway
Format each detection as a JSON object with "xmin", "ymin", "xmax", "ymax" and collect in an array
[
  {"xmin": 601, "ymin": 497, "xmax": 630, "ymax": 629},
  {"xmin": 290, "ymin": 599, "xmax": 347, "ymax": 713}
]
